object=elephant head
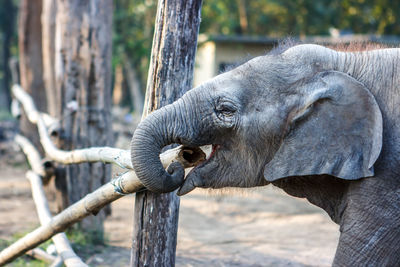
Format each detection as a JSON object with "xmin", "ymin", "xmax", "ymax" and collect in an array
[{"xmin": 131, "ymin": 44, "xmax": 382, "ymax": 196}]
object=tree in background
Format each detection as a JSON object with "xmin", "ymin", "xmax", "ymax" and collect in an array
[
  {"xmin": 18, "ymin": 0, "xmax": 46, "ymax": 156},
  {"xmin": 0, "ymin": 0, "xmax": 17, "ymax": 112},
  {"xmin": 54, "ymin": 0, "xmax": 113, "ymax": 238},
  {"xmin": 15, "ymin": 0, "xmax": 113, "ymax": 241},
  {"xmin": 201, "ymin": 0, "xmax": 400, "ymax": 36},
  {"xmin": 112, "ymin": 0, "xmax": 156, "ymax": 114},
  {"xmin": 110, "ymin": 0, "xmax": 400, "ymax": 113},
  {"xmin": 2, "ymin": 1, "xmax": 400, "ymax": 110}
]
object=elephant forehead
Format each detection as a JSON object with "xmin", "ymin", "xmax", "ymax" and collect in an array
[{"xmin": 205, "ymin": 72, "xmax": 243, "ymax": 93}]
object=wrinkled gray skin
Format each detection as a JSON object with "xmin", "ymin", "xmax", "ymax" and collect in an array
[{"xmin": 131, "ymin": 44, "xmax": 400, "ymax": 266}]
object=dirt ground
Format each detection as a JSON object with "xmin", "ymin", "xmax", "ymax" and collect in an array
[{"xmin": 0, "ymin": 160, "xmax": 339, "ymax": 267}]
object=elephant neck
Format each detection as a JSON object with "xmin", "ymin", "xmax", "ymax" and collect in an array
[
  {"xmin": 334, "ymin": 48, "xmax": 400, "ymax": 97},
  {"xmin": 272, "ymin": 175, "xmax": 349, "ymax": 224}
]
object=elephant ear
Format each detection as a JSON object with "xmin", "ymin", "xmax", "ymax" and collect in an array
[{"xmin": 264, "ymin": 71, "xmax": 382, "ymax": 182}]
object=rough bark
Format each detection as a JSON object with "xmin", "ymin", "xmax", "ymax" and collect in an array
[
  {"xmin": 18, "ymin": 0, "xmax": 46, "ymax": 155},
  {"xmin": 41, "ymin": 0, "xmax": 69, "ymax": 213},
  {"xmin": 130, "ymin": 0, "xmax": 203, "ymax": 266},
  {"xmin": 54, "ymin": 0, "xmax": 113, "ymax": 234}
]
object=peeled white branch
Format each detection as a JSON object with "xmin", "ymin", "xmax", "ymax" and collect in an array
[
  {"xmin": 50, "ymin": 256, "xmax": 63, "ymax": 267},
  {"xmin": 14, "ymin": 135, "xmax": 45, "ymax": 176},
  {"xmin": 12, "ymin": 84, "xmax": 58, "ymax": 128},
  {"xmin": 25, "ymin": 248, "xmax": 56, "ymax": 263},
  {"xmin": 5, "ymin": 85, "xmax": 208, "ymax": 265},
  {"xmin": 13, "ymin": 83, "xmax": 133, "ymax": 169},
  {"xmin": 0, "ymin": 146, "xmax": 205, "ymax": 266},
  {"xmin": 37, "ymin": 115, "xmax": 132, "ymax": 169},
  {"xmin": 26, "ymin": 171, "xmax": 88, "ymax": 267},
  {"xmin": 14, "ymin": 134, "xmax": 87, "ymax": 266}
]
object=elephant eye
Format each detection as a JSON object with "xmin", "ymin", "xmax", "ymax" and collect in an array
[
  {"xmin": 215, "ymin": 101, "xmax": 237, "ymax": 124},
  {"xmin": 216, "ymin": 103, "xmax": 236, "ymax": 115}
]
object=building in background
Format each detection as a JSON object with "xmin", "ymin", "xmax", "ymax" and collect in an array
[{"xmin": 194, "ymin": 34, "xmax": 400, "ymax": 86}]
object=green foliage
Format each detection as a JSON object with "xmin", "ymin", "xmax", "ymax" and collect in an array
[
  {"xmin": 7, "ymin": 257, "xmax": 47, "ymax": 267},
  {"xmin": 66, "ymin": 228, "xmax": 108, "ymax": 257},
  {"xmin": 0, "ymin": 229, "xmax": 52, "ymax": 267},
  {"xmin": 0, "ymin": 227, "xmax": 108, "ymax": 265},
  {"xmin": 113, "ymin": 0, "xmax": 157, "ymax": 87},
  {"xmin": 0, "ymin": 110, "xmax": 14, "ymax": 120},
  {"xmin": 112, "ymin": 0, "xmax": 400, "ymax": 93},
  {"xmin": 200, "ymin": 0, "xmax": 400, "ymax": 36}
]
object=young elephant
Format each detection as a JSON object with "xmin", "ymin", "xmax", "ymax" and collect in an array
[{"xmin": 131, "ymin": 44, "xmax": 400, "ymax": 266}]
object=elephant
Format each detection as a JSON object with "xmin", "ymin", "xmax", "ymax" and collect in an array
[{"xmin": 131, "ymin": 43, "xmax": 400, "ymax": 266}]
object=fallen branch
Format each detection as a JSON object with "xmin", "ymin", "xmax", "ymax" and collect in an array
[
  {"xmin": 26, "ymin": 171, "xmax": 88, "ymax": 267},
  {"xmin": 5, "ymin": 84, "xmax": 207, "ymax": 265},
  {"xmin": 15, "ymin": 134, "xmax": 87, "ymax": 267},
  {"xmin": 37, "ymin": 115, "xmax": 132, "ymax": 169},
  {"xmin": 25, "ymin": 248, "xmax": 56, "ymax": 263},
  {"xmin": 50, "ymin": 256, "xmax": 63, "ymax": 267},
  {"xmin": 12, "ymin": 84, "xmax": 58, "ymax": 128},
  {"xmin": 14, "ymin": 134, "xmax": 45, "ymax": 176},
  {"xmin": 0, "ymin": 145, "xmax": 205, "ymax": 266},
  {"xmin": 13, "ymin": 83, "xmax": 133, "ymax": 169}
]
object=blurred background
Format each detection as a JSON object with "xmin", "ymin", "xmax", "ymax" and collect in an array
[
  {"xmin": 0, "ymin": 1, "xmax": 399, "ymax": 266},
  {"xmin": 1, "ymin": 0, "xmax": 400, "ymax": 116}
]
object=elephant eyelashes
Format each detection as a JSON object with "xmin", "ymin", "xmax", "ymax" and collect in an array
[
  {"xmin": 215, "ymin": 101, "xmax": 237, "ymax": 115},
  {"xmin": 215, "ymin": 101, "xmax": 238, "ymax": 128}
]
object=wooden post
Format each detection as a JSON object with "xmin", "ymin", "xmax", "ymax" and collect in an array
[
  {"xmin": 54, "ymin": 0, "xmax": 113, "ymax": 235},
  {"xmin": 130, "ymin": 0, "xmax": 203, "ymax": 266}
]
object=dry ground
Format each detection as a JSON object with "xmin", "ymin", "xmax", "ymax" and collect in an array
[{"xmin": 0, "ymin": 160, "xmax": 339, "ymax": 266}]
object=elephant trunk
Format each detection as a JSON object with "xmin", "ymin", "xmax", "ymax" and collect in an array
[{"xmin": 131, "ymin": 100, "xmax": 189, "ymax": 193}]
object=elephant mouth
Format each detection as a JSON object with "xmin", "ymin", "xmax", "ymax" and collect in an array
[
  {"xmin": 191, "ymin": 144, "xmax": 220, "ymax": 170},
  {"xmin": 177, "ymin": 144, "xmax": 220, "ymax": 196}
]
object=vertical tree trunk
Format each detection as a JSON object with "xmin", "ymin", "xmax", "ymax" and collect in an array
[
  {"xmin": 112, "ymin": 64, "xmax": 124, "ymax": 106},
  {"xmin": 41, "ymin": 0, "xmax": 69, "ymax": 213},
  {"xmin": 41, "ymin": 0, "xmax": 58, "ymax": 117},
  {"xmin": 123, "ymin": 59, "xmax": 143, "ymax": 114},
  {"xmin": 54, "ymin": 0, "xmax": 113, "ymax": 235},
  {"xmin": 237, "ymin": 0, "xmax": 248, "ymax": 34},
  {"xmin": 130, "ymin": 0, "xmax": 202, "ymax": 266},
  {"xmin": 0, "ymin": 0, "xmax": 16, "ymax": 111},
  {"xmin": 18, "ymin": 0, "xmax": 46, "ymax": 154}
]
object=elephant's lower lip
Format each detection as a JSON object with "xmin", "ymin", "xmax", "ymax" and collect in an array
[{"xmin": 207, "ymin": 144, "xmax": 220, "ymax": 160}]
